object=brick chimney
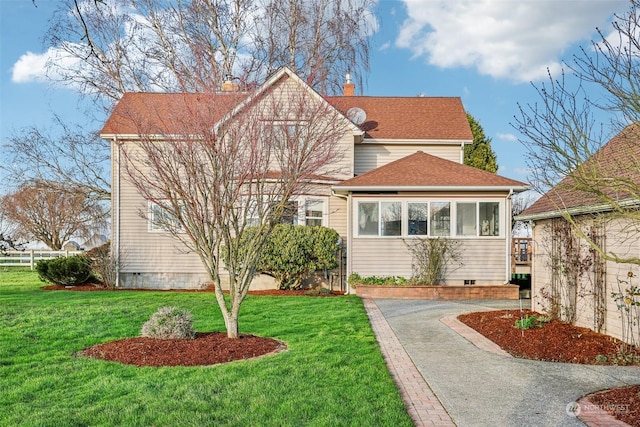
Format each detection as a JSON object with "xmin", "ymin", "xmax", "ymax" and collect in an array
[
  {"xmin": 221, "ymin": 75, "xmax": 240, "ymax": 92},
  {"xmin": 343, "ymin": 73, "xmax": 355, "ymax": 96}
]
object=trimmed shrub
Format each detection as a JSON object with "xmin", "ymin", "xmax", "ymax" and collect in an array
[
  {"xmin": 36, "ymin": 255, "xmax": 92, "ymax": 286},
  {"xmin": 257, "ymin": 224, "xmax": 340, "ymax": 290},
  {"xmin": 227, "ymin": 224, "xmax": 340, "ymax": 290},
  {"xmin": 141, "ymin": 307, "xmax": 195, "ymax": 340}
]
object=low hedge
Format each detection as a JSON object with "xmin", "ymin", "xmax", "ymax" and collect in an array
[{"xmin": 36, "ymin": 255, "xmax": 92, "ymax": 286}]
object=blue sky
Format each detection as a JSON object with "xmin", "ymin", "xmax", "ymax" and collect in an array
[{"xmin": 0, "ymin": 0, "xmax": 630, "ymax": 187}]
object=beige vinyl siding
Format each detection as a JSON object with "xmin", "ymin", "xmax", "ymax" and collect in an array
[
  {"xmin": 328, "ymin": 195, "xmax": 348, "ymax": 238},
  {"xmin": 350, "ymin": 238, "xmax": 506, "ymax": 285},
  {"xmin": 355, "ymin": 143, "xmax": 461, "ymax": 175},
  {"xmin": 118, "ymin": 169, "xmax": 207, "ymax": 275},
  {"xmin": 259, "ymin": 77, "xmax": 355, "ymax": 180},
  {"xmin": 601, "ymin": 218, "xmax": 640, "ymax": 340},
  {"xmin": 530, "ymin": 222, "xmax": 553, "ymax": 314},
  {"xmin": 115, "ymin": 139, "xmax": 347, "ymax": 288},
  {"xmin": 530, "ymin": 216, "xmax": 640, "ymax": 344}
]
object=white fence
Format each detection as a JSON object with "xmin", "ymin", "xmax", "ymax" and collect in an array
[{"xmin": 0, "ymin": 250, "xmax": 84, "ymax": 270}]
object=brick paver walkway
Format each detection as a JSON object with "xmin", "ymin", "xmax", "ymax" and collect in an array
[{"xmin": 362, "ymin": 298, "xmax": 455, "ymax": 426}]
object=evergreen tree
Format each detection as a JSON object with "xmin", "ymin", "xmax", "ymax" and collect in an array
[{"xmin": 465, "ymin": 113, "xmax": 498, "ymax": 173}]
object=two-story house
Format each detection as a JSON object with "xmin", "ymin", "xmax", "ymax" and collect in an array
[{"xmin": 101, "ymin": 67, "xmax": 528, "ymax": 291}]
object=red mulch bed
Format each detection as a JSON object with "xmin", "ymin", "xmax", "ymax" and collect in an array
[
  {"xmin": 459, "ymin": 309, "xmax": 640, "ymax": 426},
  {"xmin": 59, "ymin": 284, "xmax": 334, "ymax": 367},
  {"xmin": 82, "ymin": 332, "xmax": 286, "ymax": 367}
]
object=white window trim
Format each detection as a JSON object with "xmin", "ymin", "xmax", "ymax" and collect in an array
[
  {"xmin": 148, "ymin": 201, "xmax": 183, "ymax": 233},
  {"xmin": 244, "ymin": 195, "xmax": 329, "ymax": 227},
  {"xmin": 303, "ymin": 197, "xmax": 328, "ymax": 226},
  {"xmin": 354, "ymin": 198, "xmax": 504, "ymax": 239}
]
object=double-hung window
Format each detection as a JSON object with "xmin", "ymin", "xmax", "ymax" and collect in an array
[
  {"xmin": 304, "ymin": 199, "xmax": 324, "ymax": 226},
  {"xmin": 149, "ymin": 202, "xmax": 182, "ymax": 232},
  {"xmin": 246, "ymin": 197, "xmax": 327, "ymax": 227}
]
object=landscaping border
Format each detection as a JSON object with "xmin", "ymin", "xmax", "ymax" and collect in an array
[{"xmin": 354, "ymin": 284, "xmax": 519, "ymax": 300}]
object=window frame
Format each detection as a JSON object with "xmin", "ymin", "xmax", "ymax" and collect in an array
[
  {"xmin": 148, "ymin": 201, "xmax": 183, "ymax": 233},
  {"xmin": 304, "ymin": 198, "xmax": 326, "ymax": 227},
  {"xmin": 245, "ymin": 195, "xmax": 328, "ymax": 227},
  {"xmin": 354, "ymin": 198, "xmax": 504, "ymax": 238}
]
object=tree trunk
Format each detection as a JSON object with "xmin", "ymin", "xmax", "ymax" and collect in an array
[{"xmin": 224, "ymin": 310, "xmax": 240, "ymax": 338}]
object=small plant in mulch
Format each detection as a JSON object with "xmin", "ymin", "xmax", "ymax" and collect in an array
[
  {"xmin": 595, "ymin": 343, "xmax": 640, "ymax": 366},
  {"xmin": 514, "ymin": 314, "xmax": 550, "ymax": 330},
  {"xmin": 141, "ymin": 306, "xmax": 195, "ymax": 340}
]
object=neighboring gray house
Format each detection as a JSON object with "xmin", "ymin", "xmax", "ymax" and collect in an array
[{"xmin": 101, "ymin": 67, "xmax": 528, "ymax": 291}]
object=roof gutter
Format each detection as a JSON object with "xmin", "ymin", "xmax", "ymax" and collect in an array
[
  {"xmin": 333, "ymin": 185, "xmax": 530, "ymax": 193},
  {"xmin": 359, "ymin": 138, "xmax": 473, "ymax": 145},
  {"xmin": 515, "ymin": 198, "xmax": 640, "ymax": 221}
]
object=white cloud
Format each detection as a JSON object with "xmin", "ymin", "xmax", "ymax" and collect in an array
[
  {"xmin": 396, "ymin": 0, "xmax": 628, "ymax": 82},
  {"xmin": 379, "ymin": 41, "xmax": 391, "ymax": 51},
  {"xmin": 11, "ymin": 51, "xmax": 49, "ymax": 83},
  {"xmin": 497, "ymin": 132, "xmax": 517, "ymax": 142},
  {"xmin": 12, "ymin": 46, "xmax": 84, "ymax": 85}
]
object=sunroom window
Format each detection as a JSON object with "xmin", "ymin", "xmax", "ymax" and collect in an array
[
  {"xmin": 430, "ymin": 202, "xmax": 450, "ymax": 237},
  {"xmin": 358, "ymin": 202, "xmax": 379, "ymax": 235},
  {"xmin": 479, "ymin": 202, "xmax": 500, "ymax": 236},
  {"xmin": 354, "ymin": 199, "xmax": 501, "ymax": 238},
  {"xmin": 408, "ymin": 202, "xmax": 428, "ymax": 235},
  {"xmin": 456, "ymin": 202, "xmax": 476, "ymax": 236},
  {"xmin": 380, "ymin": 202, "xmax": 402, "ymax": 236}
]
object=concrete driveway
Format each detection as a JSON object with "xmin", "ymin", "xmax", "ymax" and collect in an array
[{"xmin": 368, "ymin": 299, "xmax": 640, "ymax": 427}]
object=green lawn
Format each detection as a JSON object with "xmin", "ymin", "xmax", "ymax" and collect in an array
[{"xmin": 0, "ymin": 269, "xmax": 412, "ymax": 427}]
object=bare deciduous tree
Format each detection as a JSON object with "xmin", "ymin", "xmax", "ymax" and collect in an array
[
  {"xmin": 115, "ymin": 82, "xmax": 349, "ymax": 337},
  {"xmin": 513, "ymin": 0, "xmax": 640, "ymax": 265},
  {"xmin": 511, "ymin": 192, "xmax": 535, "ymax": 237},
  {"xmin": 1, "ymin": 181, "xmax": 108, "ymax": 250},
  {"xmin": 8, "ymin": 0, "xmax": 374, "ymax": 205},
  {"xmin": 0, "ymin": 210, "xmax": 25, "ymax": 254},
  {"xmin": 45, "ymin": 0, "xmax": 375, "ymax": 104},
  {"xmin": 4, "ymin": 117, "xmax": 110, "ymax": 201}
]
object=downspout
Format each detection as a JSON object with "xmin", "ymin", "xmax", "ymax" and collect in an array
[
  {"xmin": 331, "ymin": 190, "xmax": 351, "ymax": 294},
  {"xmin": 114, "ymin": 138, "xmax": 121, "ymax": 288},
  {"xmin": 505, "ymin": 189, "xmax": 514, "ymax": 285},
  {"xmin": 529, "ymin": 220, "xmax": 535, "ymax": 310}
]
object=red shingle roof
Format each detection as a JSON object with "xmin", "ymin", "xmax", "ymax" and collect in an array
[
  {"xmin": 334, "ymin": 151, "xmax": 528, "ymax": 190},
  {"xmin": 520, "ymin": 124, "xmax": 640, "ymax": 218},
  {"xmin": 101, "ymin": 92, "xmax": 248, "ymax": 136},
  {"xmin": 102, "ymin": 92, "xmax": 473, "ymax": 143},
  {"xmin": 325, "ymin": 96, "xmax": 473, "ymax": 141}
]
